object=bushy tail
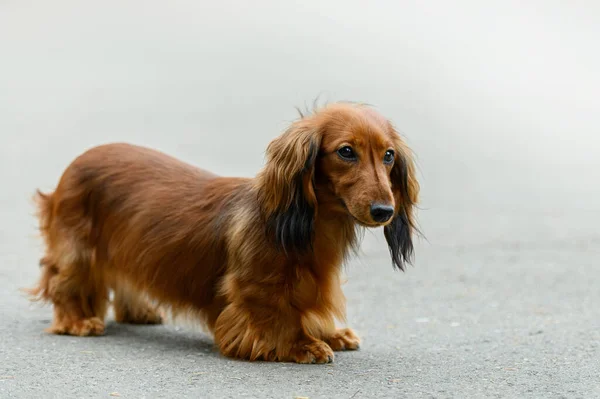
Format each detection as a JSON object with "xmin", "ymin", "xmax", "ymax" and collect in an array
[
  {"xmin": 24, "ymin": 189, "xmax": 57, "ymax": 301},
  {"xmin": 34, "ymin": 189, "xmax": 55, "ymax": 239}
]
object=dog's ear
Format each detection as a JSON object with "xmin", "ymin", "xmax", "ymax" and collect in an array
[
  {"xmin": 257, "ymin": 117, "xmax": 322, "ymax": 255},
  {"xmin": 384, "ymin": 130, "xmax": 420, "ymax": 271}
]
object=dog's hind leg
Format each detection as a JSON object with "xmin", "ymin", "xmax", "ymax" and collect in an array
[
  {"xmin": 28, "ymin": 190, "xmax": 109, "ymax": 336},
  {"xmin": 112, "ymin": 283, "xmax": 163, "ymax": 325},
  {"xmin": 32, "ymin": 245, "xmax": 108, "ymax": 336}
]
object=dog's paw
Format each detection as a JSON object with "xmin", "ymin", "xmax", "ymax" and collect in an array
[
  {"xmin": 47, "ymin": 317, "xmax": 105, "ymax": 336},
  {"xmin": 140, "ymin": 309, "xmax": 164, "ymax": 325},
  {"xmin": 115, "ymin": 307, "xmax": 163, "ymax": 325},
  {"xmin": 291, "ymin": 340, "xmax": 334, "ymax": 364},
  {"xmin": 325, "ymin": 328, "xmax": 360, "ymax": 351}
]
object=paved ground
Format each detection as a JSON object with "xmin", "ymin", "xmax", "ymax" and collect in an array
[{"xmin": 1, "ymin": 2, "xmax": 599, "ymax": 398}]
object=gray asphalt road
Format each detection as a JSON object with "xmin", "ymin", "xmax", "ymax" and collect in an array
[{"xmin": 1, "ymin": 1, "xmax": 599, "ymax": 398}]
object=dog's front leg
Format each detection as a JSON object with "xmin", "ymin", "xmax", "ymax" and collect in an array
[{"xmin": 213, "ymin": 302, "xmax": 334, "ymax": 364}]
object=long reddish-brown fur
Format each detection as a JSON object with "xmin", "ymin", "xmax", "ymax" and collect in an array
[{"xmin": 27, "ymin": 102, "xmax": 419, "ymax": 364}]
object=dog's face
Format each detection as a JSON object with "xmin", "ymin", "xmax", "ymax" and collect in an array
[
  {"xmin": 317, "ymin": 107, "xmax": 398, "ymax": 227},
  {"xmin": 259, "ymin": 103, "xmax": 419, "ymax": 269}
]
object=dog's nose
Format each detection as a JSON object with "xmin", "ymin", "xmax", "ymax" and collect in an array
[{"xmin": 370, "ymin": 203, "xmax": 394, "ymax": 223}]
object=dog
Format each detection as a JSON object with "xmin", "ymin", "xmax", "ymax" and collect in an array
[{"xmin": 27, "ymin": 102, "xmax": 420, "ymax": 364}]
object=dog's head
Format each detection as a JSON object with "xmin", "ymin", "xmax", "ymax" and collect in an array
[{"xmin": 257, "ymin": 102, "xmax": 419, "ymax": 270}]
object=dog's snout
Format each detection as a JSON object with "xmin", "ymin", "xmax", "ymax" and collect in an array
[{"xmin": 370, "ymin": 203, "xmax": 394, "ymax": 223}]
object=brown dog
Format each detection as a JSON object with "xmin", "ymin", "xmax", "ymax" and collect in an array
[{"xmin": 27, "ymin": 102, "xmax": 419, "ymax": 364}]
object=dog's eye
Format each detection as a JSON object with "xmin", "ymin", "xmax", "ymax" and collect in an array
[
  {"xmin": 383, "ymin": 150, "xmax": 395, "ymax": 164},
  {"xmin": 337, "ymin": 146, "xmax": 357, "ymax": 161}
]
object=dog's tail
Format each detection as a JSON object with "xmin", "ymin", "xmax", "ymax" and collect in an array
[
  {"xmin": 34, "ymin": 189, "xmax": 55, "ymax": 239},
  {"xmin": 24, "ymin": 189, "xmax": 56, "ymax": 301}
]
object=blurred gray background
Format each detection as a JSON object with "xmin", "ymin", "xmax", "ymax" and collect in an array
[{"xmin": 1, "ymin": 1, "xmax": 599, "ymax": 398}]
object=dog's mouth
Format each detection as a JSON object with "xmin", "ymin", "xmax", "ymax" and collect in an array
[
  {"xmin": 356, "ymin": 219, "xmax": 386, "ymax": 228},
  {"xmin": 338, "ymin": 199, "xmax": 388, "ymax": 228}
]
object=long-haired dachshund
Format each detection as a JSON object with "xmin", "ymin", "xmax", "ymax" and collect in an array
[{"xmin": 27, "ymin": 102, "xmax": 419, "ymax": 364}]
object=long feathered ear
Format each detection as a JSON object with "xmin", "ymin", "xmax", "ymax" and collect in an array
[
  {"xmin": 384, "ymin": 132, "xmax": 420, "ymax": 271},
  {"xmin": 256, "ymin": 117, "xmax": 322, "ymax": 255}
]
